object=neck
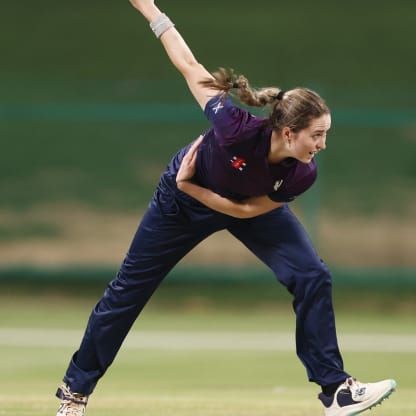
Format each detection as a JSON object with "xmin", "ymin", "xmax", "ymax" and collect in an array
[{"xmin": 268, "ymin": 130, "xmax": 290, "ymax": 163}]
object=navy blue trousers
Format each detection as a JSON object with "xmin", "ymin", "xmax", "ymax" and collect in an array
[{"xmin": 63, "ymin": 172, "xmax": 349, "ymax": 394}]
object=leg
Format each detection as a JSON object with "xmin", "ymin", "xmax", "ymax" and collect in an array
[
  {"xmin": 63, "ymin": 189, "xmax": 226, "ymax": 395},
  {"xmin": 227, "ymin": 205, "xmax": 348, "ymax": 386}
]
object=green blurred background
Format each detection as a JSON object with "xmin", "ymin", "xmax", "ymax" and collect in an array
[
  {"xmin": 0, "ymin": 0, "xmax": 415, "ymax": 282},
  {"xmin": 0, "ymin": 2, "xmax": 415, "ymax": 414}
]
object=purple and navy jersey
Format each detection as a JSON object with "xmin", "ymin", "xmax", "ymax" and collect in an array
[
  {"xmin": 194, "ymin": 95, "xmax": 317, "ymax": 202},
  {"xmin": 168, "ymin": 94, "xmax": 317, "ymax": 202}
]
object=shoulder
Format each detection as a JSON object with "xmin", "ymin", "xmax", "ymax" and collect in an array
[
  {"xmin": 299, "ymin": 158, "xmax": 318, "ymax": 176},
  {"xmin": 204, "ymin": 94, "xmax": 243, "ymax": 118},
  {"xmin": 204, "ymin": 94, "xmax": 266, "ymax": 145},
  {"xmin": 292, "ymin": 159, "xmax": 318, "ymax": 187},
  {"xmin": 269, "ymin": 159, "xmax": 317, "ymax": 203},
  {"xmin": 204, "ymin": 94, "xmax": 265, "ymax": 124}
]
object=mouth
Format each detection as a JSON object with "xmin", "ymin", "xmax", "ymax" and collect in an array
[{"xmin": 309, "ymin": 150, "xmax": 320, "ymax": 156}]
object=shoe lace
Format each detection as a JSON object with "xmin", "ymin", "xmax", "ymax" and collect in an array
[
  {"xmin": 344, "ymin": 376, "xmax": 368, "ymax": 400},
  {"xmin": 57, "ymin": 385, "xmax": 88, "ymax": 416},
  {"xmin": 345, "ymin": 377, "xmax": 363, "ymax": 389},
  {"xmin": 58, "ymin": 398, "xmax": 86, "ymax": 416}
]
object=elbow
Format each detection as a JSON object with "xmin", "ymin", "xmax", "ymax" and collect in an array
[
  {"xmin": 185, "ymin": 60, "xmax": 204, "ymax": 71},
  {"xmin": 181, "ymin": 61, "xmax": 204, "ymax": 78},
  {"xmin": 230, "ymin": 201, "xmax": 276, "ymax": 219},
  {"xmin": 231, "ymin": 204, "xmax": 259, "ymax": 219},
  {"xmin": 236, "ymin": 212, "xmax": 257, "ymax": 219},
  {"xmin": 187, "ymin": 59, "xmax": 201, "ymax": 69},
  {"xmin": 233, "ymin": 213, "xmax": 253, "ymax": 219}
]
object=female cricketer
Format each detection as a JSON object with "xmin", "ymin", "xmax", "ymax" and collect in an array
[{"xmin": 55, "ymin": 1, "xmax": 396, "ymax": 415}]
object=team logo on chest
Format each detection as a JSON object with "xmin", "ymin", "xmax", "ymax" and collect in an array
[{"xmin": 230, "ymin": 156, "xmax": 247, "ymax": 171}]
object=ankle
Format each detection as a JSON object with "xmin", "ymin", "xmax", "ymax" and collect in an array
[{"xmin": 321, "ymin": 380, "xmax": 343, "ymax": 396}]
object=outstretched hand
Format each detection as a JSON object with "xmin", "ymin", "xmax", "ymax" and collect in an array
[{"xmin": 176, "ymin": 135, "xmax": 204, "ymax": 185}]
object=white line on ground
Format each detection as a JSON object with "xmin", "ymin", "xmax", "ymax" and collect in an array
[{"xmin": 0, "ymin": 328, "xmax": 415, "ymax": 352}]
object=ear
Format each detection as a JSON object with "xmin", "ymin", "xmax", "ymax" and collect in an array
[{"xmin": 281, "ymin": 126, "xmax": 291, "ymax": 140}]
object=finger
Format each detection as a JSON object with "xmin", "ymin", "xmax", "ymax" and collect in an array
[
  {"xmin": 187, "ymin": 135, "xmax": 204, "ymax": 159},
  {"xmin": 189, "ymin": 135, "xmax": 204, "ymax": 152},
  {"xmin": 194, "ymin": 134, "xmax": 204, "ymax": 146}
]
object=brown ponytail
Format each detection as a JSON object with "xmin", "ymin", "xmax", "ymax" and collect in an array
[
  {"xmin": 201, "ymin": 68, "xmax": 330, "ymax": 132},
  {"xmin": 200, "ymin": 67, "xmax": 282, "ymax": 107}
]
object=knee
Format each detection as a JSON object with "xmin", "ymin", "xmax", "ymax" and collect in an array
[
  {"xmin": 296, "ymin": 263, "xmax": 332, "ymax": 299},
  {"xmin": 287, "ymin": 260, "xmax": 332, "ymax": 297}
]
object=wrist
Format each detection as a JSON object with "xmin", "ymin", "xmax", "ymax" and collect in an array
[
  {"xmin": 149, "ymin": 12, "xmax": 175, "ymax": 38},
  {"xmin": 176, "ymin": 179, "xmax": 187, "ymax": 190},
  {"xmin": 139, "ymin": 4, "xmax": 161, "ymax": 22},
  {"xmin": 177, "ymin": 179, "xmax": 196, "ymax": 194}
]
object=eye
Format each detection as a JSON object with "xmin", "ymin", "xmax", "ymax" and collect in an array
[{"xmin": 313, "ymin": 131, "xmax": 328, "ymax": 140}]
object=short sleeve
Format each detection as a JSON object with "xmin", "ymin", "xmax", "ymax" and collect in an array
[
  {"xmin": 268, "ymin": 192, "xmax": 296, "ymax": 203},
  {"xmin": 204, "ymin": 95, "xmax": 253, "ymax": 146},
  {"xmin": 268, "ymin": 165, "xmax": 318, "ymax": 203}
]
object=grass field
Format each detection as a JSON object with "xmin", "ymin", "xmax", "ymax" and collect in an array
[{"xmin": 0, "ymin": 282, "xmax": 415, "ymax": 416}]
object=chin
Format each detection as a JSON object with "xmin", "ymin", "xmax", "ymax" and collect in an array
[
  {"xmin": 297, "ymin": 155, "xmax": 314, "ymax": 164},
  {"xmin": 291, "ymin": 153, "xmax": 314, "ymax": 164}
]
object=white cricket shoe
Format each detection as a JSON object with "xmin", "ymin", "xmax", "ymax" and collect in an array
[
  {"xmin": 318, "ymin": 377, "xmax": 396, "ymax": 416},
  {"xmin": 56, "ymin": 383, "xmax": 88, "ymax": 416}
]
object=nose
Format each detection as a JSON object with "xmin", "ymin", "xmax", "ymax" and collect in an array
[{"xmin": 318, "ymin": 136, "xmax": 327, "ymax": 150}]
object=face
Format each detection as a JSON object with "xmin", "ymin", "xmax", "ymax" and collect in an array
[{"xmin": 289, "ymin": 113, "xmax": 331, "ymax": 163}]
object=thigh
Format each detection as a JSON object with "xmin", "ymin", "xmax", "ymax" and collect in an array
[
  {"xmin": 124, "ymin": 187, "xmax": 228, "ymax": 277},
  {"xmin": 227, "ymin": 205, "xmax": 324, "ymax": 285}
]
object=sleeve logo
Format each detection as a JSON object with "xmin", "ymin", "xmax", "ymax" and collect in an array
[{"xmin": 212, "ymin": 102, "xmax": 224, "ymax": 114}]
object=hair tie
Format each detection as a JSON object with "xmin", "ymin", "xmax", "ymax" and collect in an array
[
  {"xmin": 276, "ymin": 90, "xmax": 286, "ymax": 100},
  {"xmin": 232, "ymin": 82, "xmax": 239, "ymax": 89}
]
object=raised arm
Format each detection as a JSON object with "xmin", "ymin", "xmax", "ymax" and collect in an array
[
  {"xmin": 129, "ymin": 0, "xmax": 217, "ymax": 109},
  {"xmin": 176, "ymin": 137, "xmax": 285, "ymax": 219}
]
